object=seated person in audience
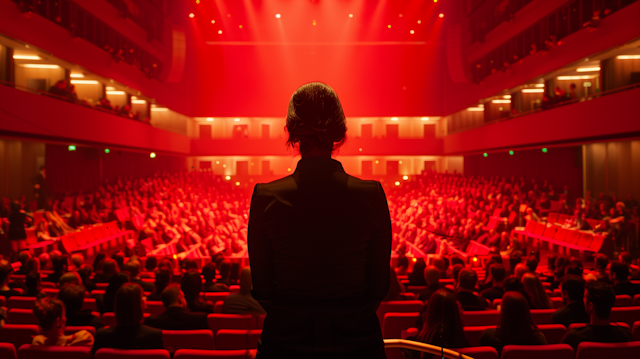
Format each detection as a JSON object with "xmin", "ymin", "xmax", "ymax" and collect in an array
[
  {"xmin": 448, "ymin": 264, "xmax": 463, "ymax": 291},
  {"xmin": 147, "ymin": 266, "xmax": 171, "ymax": 302},
  {"xmin": 181, "ymin": 269, "xmax": 214, "ymax": 313},
  {"xmin": 77, "ymin": 265, "xmax": 97, "ymax": 292},
  {"xmin": 143, "ymin": 284, "xmax": 209, "ymax": 330},
  {"xmin": 111, "ymin": 253, "xmax": 125, "ymax": 271},
  {"xmin": 97, "ymin": 273, "xmax": 130, "ymax": 314},
  {"xmin": 123, "ymin": 260, "xmax": 154, "ymax": 292},
  {"xmin": 522, "ymin": 273, "xmax": 553, "ymax": 309},
  {"xmin": 58, "ymin": 284, "xmax": 103, "ymax": 329},
  {"xmin": 418, "ymin": 266, "xmax": 441, "ymax": 301},
  {"xmin": 92, "ymin": 283, "xmax": 164, "ymax": 354},
  {"xmin": 25, "ymin": 258, "xmax": 43, "ymax": 297},
  {"xmin": 222, "ymin": 267, "xmax": 266, "ymax": 315},
  {"xmin": 202, "ymin": 262, "xmax": 229, "ymax": 292},
  {"xmin": 618, "ymin": 252, "xmax": 640, "ymax": 279},
  {"xmin": 609, "ymin": 261, "xmax": 640, "ymax": 297},
  {"xmin": 525, "ymin": 255, "xmax": 538, "ymax": 274},
  {"xmin": 71, "ymin": 254, "xmax": 84, "ymax": 270},
  {"xmin": 480, "ymin": 264, "xmax": 507, "ymax": 304},
  {"xmin": 45, "ymin": 255, "xmax": 69, "ymax": 284},
  {"xmin": 514, "ymin": 263, "xmax": 529, "ymax": 280},
  {"xmin": 0, "ymin": 260, "xmax": 22, "ymax": 299},
  {"xmin": 479, "ymin": 291, "xmax": 547, "ymax": 354},
  {"xmin": 561, "ymin": 281, "xmax": 633, "ymax": 352},
  {"xmin": 478, "ymin": 255, "xmax": 503, "ymax": 292},
  {"xmin": 407, "ymin": 290, "xmax": 468, "ymax": 359},
  {"xmin": 16, "ymin": 251, "xmax": 33, "ymax": 275},
  {"xmin": 32, "ymin": 297, "xmax": 94, "ymax": 346},
  {"xmin": 455, "ymin": 268, "xmax": 488, "ymax": 311},
  {"xmin": 395, "ymin": 253, "xmax": 409, "ymax": 276},
  {"xmin": 38, "ymin": 253, "xmax": 51, "ymax": 271},
  {"xmin": 552, "ymin": 275, "xmax": 589, "ymax": 328},
  {"xmin": 93, "ymin": 258, "xmax": 119, "ymax": 284},
  {"xmin": 59, "ymin": 272, "xmax": 82, "ymax": 287},
  {"xmin": 591, "ymin": 253, "xmax": 611, "ymax": 284},
  {"xmin": 507, "ymin": 251, "xmax": 523, "ymax": 277},
  {"xmin": 407, "ymin": 258, "xmax": 428, "ymax": 287},
  {"xmin": 144, "ymin": 257, "xmax": 157, "ymax": 275}
]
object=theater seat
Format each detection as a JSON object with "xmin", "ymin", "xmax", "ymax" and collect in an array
[
  {"xmin": 94, "ymin": 348, "xmax": 171, "ymax": 359},
  {"xmin": 568, "ymin": 322, "xmax": 630, "ymax": 331},
  {"xmin": 530, "ymin": 309, "xmax": 555, "ymax": 325},
  {"xmin": 464, "ymin": 326, "xmax": 493, "ymax": 346},
  {"xmin": 207, "ymin": 314, "xmax": 254, "ymax": 338},
  {"xmin": 0, "ymin": 324, "xmax": 39, "ymax": 348},
  {"xmin": 0, "ymin": 343, "xmax": 16, "ymax": 359},
  {"xmin": 64, "ymin": 326, "xmax": 97, "ymax": 337},
  {"xmin": 538, "ymin": 324, "xmax": 568, "ymax": 344},
  {"xmin": 575, "ymin": 341, "xmax": 640, "ymax": 359},
  {"xmin": 462, "ymin": 311, "xmax": 499, "ymax": 326},
  {"xmin": 214, "ymin": 302, "xmax": 224, "ymax": 313},
  {"xmin": 383, "ymin": 312, "xmax": 420, "ymax": 359},
  {"xmin": 633, "ymin": 321, "xmax": 640, "ymax": 341},
  {"xmin": 174, "ymin": 349, "xmax": 252, "ymax": 359},
  {"xmin": 634, "ymin": 295, "xmax": 640, "ymax": 306},
  {"xmin": 614, "ymin": 295, "xmax": 633, "ymax": 307},
  {"xmin": 7, "ymin": 297, "xmax": 37, "ymax": 310},
  {"xmin": 551, "ymin": 297, "xmax": 564, "ymax": 309},
  {"xmin": 18, "ymin": 345, "xmax": 91, "ymax": 359},
  {"xmin": 203, "ymin": 292, "xmax": 230, "ymax": 306},
  {"xmin": 81, "ymin": 298, "xmax": 97, "ymax": 312},
  {"xmin": 214, "ymin": 329, "xmax": 261, "ymax": 350},
  {"xmin": 455, "ymin": 346, "xmax": 499, "ymax": 359},
  {"xmin": 6, "ymin": 309, "xmax": 39, "ymax": 325},
  {"xmin": 0, "ymin": 296, "xmax": 5, "ymax": 307},
  {"xmin": 406, "ymin": 286, "xmax": 427, "ymax": 296},
  {"xmin": 163, "ymin": 330, "xmax": 214, "ymax": 352},
  {"xmin": 377, "ymin": 300, "xmax": 423, "ymax": 324},
  {"xmin": 609, "ymin": 307, "xmax": 640, "ymax": 327},
  {"xmin": 146, "ymin": 301, "xmax": 165, "ymax": 316},
  {"xmin": 501, "ymin": 344, "xmax": 574, "ymax": 359}
]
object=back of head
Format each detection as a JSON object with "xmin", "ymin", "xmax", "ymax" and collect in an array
[
  {"xmin": 491, "ymin": 264, "xmax": 507, "ymax": 283},
  {"xmin": 586, "ymin": 281, "xmax": 615, "ymax": 320},
  {"xmin": 52, "ymin": 255, "xmax": 68, "ymax": 273},
  {"xmin": 115, "ymin": 283, "xmax": 144, "ymax": 326},
  {"xmin": 155, "ymin": 266, "xmax": 172, "ymax": 290},
  {"xmin": 145, "ymin": 256, "xmax": 158, "ymax": 272},
  {"xmin": 123, "ymin": 260, "xmax": 141, "ymax": 278},
  {"xmin": 498, "ymin": 291, "xmax": 537, "ymax": 344},
  {"xmin": 285, "ymin": 82, "xmax": 347, "ymax": 154},
  {"xmin": 514, "ymin": 263, "xmax": 529, "ymax": 280},
  {"xmin": 38, "ymin": 253, "xmax": 51, "ymax": 270},
  {"xmin": 58, "ymin": 284, "xmax": 86, "ymax": 313},
  {"xmin": 458, "ymin": 268, "xmax": 478, "ymax": 291},
  {"xmin": 547, "ymin": 254, "xmax": 558, "ymax": 272},
  {"xmin": 450, "ymin": 256, "xmax": 465, "ymax": 267},
  {"xmin": 181, "ymin": 258, "xmax": 198, "ymax": 272},
  {"xmin": 451, "ymin": 264, "xmax": 463, "ymax": 284},
  {"xmin": 160, "ymin": 284, "xmax": 183, "ymax": 308},
  {"xmin": 18, "ymin": 251, "xmax": 33, "ymax": 265},
  {"xmin": 106, "ymin": 272, "xmax": 131, "ymax": 297},
  {"xmin": 522, "ymin": 273, "xmax": 551, "ymax": 308},
  {"xmin": 92, "ymin": 253, "xmax": 106, "ymax": 270},
  {"xmin": 229, "ymin": 262, "xmax": 241, "ymax": 283},
  {"xmin": 33, "ymin": 297, "xmax": 64, "ymax": 331},
  {"xmin": 561, "ymin": 275, "xmax": 585, "ymax": 302},
  {"xmin": 58, "ymin": 272, "xmax": 82, "ymax": 287},
  {"xmin": 201, "ymin": 262, "xmax": 218, "ymax": 283},
  {"xmin": 71, "ymin": 254, "xmax": 84, "ymax": 268},
  {"xmin": 419, "ymin": 289, "xmax": 466, "ymax": 348},
  {"xmin": 219, "ymin": 260, "xmax": 231, "ymax": 279},
  {"xmin": 509, "ymin": 250, "xmax": 523, "ymax": 271},
  {"xmin": 102, "ymin": 258, "xmax": 119, "ymax": 275},
  {"xmin": 565, "ymin": 264, "xmax": 583, "ymax": 277},
  {"xmin": 618, "ymin": 252, "xmax": 632, "ymax": 265},
  {"xmin": 239, "ymin": 267, "xmax": 252, "ymax": 292},
  {"xmin": 609, "ymin": 261, "xmax": 629, "ymax": 282},
  {"xmin": 424, "ymin": 266, "xmax": 440, "ymax": 286},
  {"xmin": 432, "ymin": 256, "xmax": 445, "ymax": 271},
  {"xmin": 595, "ymin": 253, "xmax": 609, "ymax": 271},
  {"xmin": 181, "ymin": 269, "xmax": 203, "ymax": 299},
  {"xmin": 526, "ymin": 255, "xmax": 538, "ymax": 273},
  {"xmin": 504, "ymin": 277, "xmax": 525, "ymax": 292},
  {"xmin": 111, "ymin": 253, "xmax": 124, "ymax": 269}
]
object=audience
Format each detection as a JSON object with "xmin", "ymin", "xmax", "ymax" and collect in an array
[
  {"xmin": 45, "ymin": 255, "xmax": 68, "ymax": 283},
  {"xmin": 181, "ymin": 269, "xmax": 214, "ymax": 313},
  {"xmin": 32, "ymin": 296, "xmax": 94, "ymax": 346},
  {"xmin": 97, "ymin": 272, "xmax": 130, "ymax": 314},
  {"xmin": 418, "ymin": 266, "xmax": 441, "ymax": 301},
  {"xmin": 93, "ymin": 258, "xmax": 119, "ymax": 284},
  {"xmin": 147, "ymin": 266, "xmax": 172, "ymax": 302},
  {"xmin": 123, "ymin": 260, "xmax": 154, "ymax": 292},
  {"xmin": 561, "ymin": 281, "xmax": 633, "ymax": 351},
  {"xmin": 57, "ymin": 284, "xmax": 103, "ymax": 329},
  {"xmin": 407, "ymin": 258, "xmax": 428, "ymax": 287},
  {"xmin": 480, "ymin": 264, "xmax": 506, "ymax": 303},
  {"xmin": 0, "ymin": 260, "xmax": 21, "ymax": 299},
  {"xmin": 222, "ymin": 267, "xmax": 266, "ymax": 315},
  {"xmin": 202, "ymin": 262, "xmax": 229, "ymax": 292},
  {"xmin": 610, "ymin": 261, "xmax": 640, "ymax": 297},
  {"xmin": 522, "ymin": 273, "xmax": 553, "ymax": 309},
  {"xmin": 143, "ymin": 284, "xmax": 209, "ymax": 330},
  {"xmin": 552, "ymin": 275, "xmax": 589, "ymax": 328},
  {"xmin": 479, "ymin": 291, "xmax": 547, "ymax": 354},
  {"xmin": 455, "ymin": 268, "xmax": 488, "ymax": 311},
  {"xmin": 93, "ymin": 283, "xmax": 164, "ymax": 353}
]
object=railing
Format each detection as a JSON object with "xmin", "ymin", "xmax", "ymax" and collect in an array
[
  {"xmin": 383, "ymin": 339, "xmax": 473, "ymax": 359},
  {"xmin": 445, "ymin": 81, "xmax": 640, "ymax": 136}
]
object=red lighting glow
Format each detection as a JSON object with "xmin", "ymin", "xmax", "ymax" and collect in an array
[
  {"xmin": 410, "ymin": 30, "xmax": 415, "ymax": 35},
  {"xmin": 218, "ymin": 30, "xmax": 223, "ymax": 34},
  {"xmin": 275, "ymin": 14, "xmax": 281, "ymax": 19},
  {"xmin": 412, "ymin": 258, "xmax": 417, "ymax": 262},
  {"xmin": 473, "ymin": 257, "xmax": 478, "ymax": 262},
  {"xmin": 439, "ymin": 13, "xmax": 444, "ymax": 18},
  {"xmin": 189, "ymin": 13, "xmax": 195, "ymax": 19}
]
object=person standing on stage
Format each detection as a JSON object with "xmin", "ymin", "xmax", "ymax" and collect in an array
[
  {"xmin": 33, "ymin": 165, "xmax": 51, "ymax": 210},
  {"xmin": 248, "ymin": 82, "xmax": 392, "ymax": 359}
]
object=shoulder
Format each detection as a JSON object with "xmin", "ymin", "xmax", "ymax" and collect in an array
[
  {"xmin": 140, "ymin": 324, "xmax": 164, "ymax": 336},
  {"xmin": 31, "ymin": 335, "xmax": 46, "ymax": 345},
  {"xmin": 532, "ymin": 330, "xmax": 548, "ymax": 344},
  {"xmin": 69, "ymin": 330, "xmax": 95, "ymax": 346}
]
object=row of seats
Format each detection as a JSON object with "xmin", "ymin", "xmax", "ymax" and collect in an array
[
  {"xmin": 59, "ymin": 222, "xmax": 134, "ymax": 258},
  {"xmin": 455, "ymin": 342, "xmax": 640, "ymax": 359}
]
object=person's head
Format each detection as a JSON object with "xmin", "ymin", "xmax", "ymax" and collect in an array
[
  {"xmin": 115, "ymin": 283, "xmax": 145, "ymax": 326},
  {"xmin": 522, "ymin": 273, "xmax": 551, "ymax": 309},
  {"xmin": 285, "ymin": 82, "xmax": 347, "ymax": 155},
  {"xmin": 396, "ymin": 254, "xmax": 409, "ymax": 269},
  {"xmin": 424, "ymin": 266, "xmax": 440, "ymax": 286},
  {"xmin": 497, "ymin": 291, "xmax": 538, "ymax": 345},
  {"xmin": 595, "ymin": 253, "xmax": 609, "ymax": 272},
  {"xmin": 239, "ymin": 267, "xmax": 253, "ymax": 292},
  {"xmin": 509, "ymin": 250, "xmax": 523, "ymax": 272},
  {"xmin": 585, "ymin": 281, "xmax": 615, "ymax": 321},
  {"xmin": 57, "ymin": 284, "xmax": 87, "ymax": 314},
  {"xmin": 25, "ymin": 258, "xmax": 40, "ymax": 274},
  {"xmin": 218, "ymin": 260, "xmax": 231, "ymax": 279},
  {"xmin": 18, "ymin": 251, "xmax": 32, "ymax": 265},
  {"xmin": 93, "ymin": 253, "xmax": 106, "ymax": 270},
  {"xmin": 431, "ymin": 256, "xmax": 445, "ymax": 272},
  {"xmin": 504, "ymin": 277, "xmax": 525, "ymax": 292},
  {"xmin": 101, "ymin": 258, "xmax": 119, "ymax": 275},
  {"xmin": 561, "ymin": 275, "xmax": 585, "ymax": 304},
  {"xmin": 181, "ymin": 258, "xmax": 198, "ymax": 272},
  {"xmin": 547, "ymin": 254, "xmax": 557, "ymax": 272},
  {"xmin": 565, "ymin": 264, "xmax": 583, "ymax": 277},
  {"xmin": 111, "ymin": 253, "xmax": 124, "ymax": 269},
  {"xmin": 201, "ymin": 262, "xmax": 218, "ymax": 283},
  {"xmin": 618, "ymin": 252, "xmax": 632, "ymax": 266},
  {"xmin": 71, "ymin": 254, "xmax": 84, "ymax": 269},
  {"xmin": 10, "ymin": 200, "xmax": 22, "ymax": 214},
  {"xmin": 160, "ymin": 284, "xmax": 186, "ymax": 309},
  {"xmin": 33, "ymin": 297, "xmax": 66, "ymax": 333},
  {"xmin": 609, "ymin": 261, "xmax": 629, "ymax": 283},
  {"xmin": 145, "ymin": 256, "xmax": 158, "ymax": 272},
  {"xmin": 491, "ymin": 264, "xmax": 507, "ymax": 284},
  {"xmin": 417, "ymin": 289, "xmax": 466, "ymax": 348},
  {"xmin": 180, "ymin": 269, "xmax": 204, "ymax": 302},
  {"xmin": 526, "ymin": 255, "xmax": 538, "ymax": 273},
  {"xmin": 38, "ymin": 253, "xmax": 51, "ymax": 270},
  {"xmin": 457, "ymin": 268, "xmax": 478, "ymax": 292},
  {"xmin": 123, "ymin": 261, "xmax": 141, "ymax": 279},
  {"xmin": 0, "ymin": 260, "xmax": 13, "ymax": 286},
  {"xmin": 52, "ymin": 255, "xmax": 68, "ymax": 274},
  {"xmin": 154, "ymin": 266, "xmax": 172, "ymax": 293},
  {"xmin": 450, "ymin": 256, "xmax": 465, "ymax": 267},
  {"xmin": 514, "ymin": 263, "xmax": 529, "ymax": 280},
  {"xmin": 106, "ymin": 272, "xmax": 131, "ymax": 298},
  {"xmin": 451, "ymin": 264, "xmax": 463, "ymax": 285},
  {"xmin": 58, "ymin": 272, "xmax": 82, "ymax": 287}
]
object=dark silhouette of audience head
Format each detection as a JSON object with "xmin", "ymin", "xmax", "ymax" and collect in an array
[
  {"xmin": 457, "ymin": 268, "xmax": 478, "ymax": 292},
  {"xmin": 33, "ymin": 297, "xmax": 65, "ymax": 332},
  {"xmin": 181, "ymin": 269, "xmax": 208, "ymax": 312},
  {"xmin": 160, "ymin": 284, "xmax": 186, "ymax": 309},
  {"xmin": 92, "ymin": 253, "xmax": 106, "ymax": 271},
  {"xmin": 526, "ymin": 255, "xmax": 538, "ymax": 273},
  {"xmin": 201, "ymin": 262, "xmax": 217, "ymax": 284},
  {"xmin": 609, "ymin": 261, "xmax": 629, "ymax": 283},
  {"xmin": 497, "ymin": 291, "xmax": 539, "ymax": 345},
  {"xmin": 595, "ymin": 253, "xmax": 609, "ymax": 272},
  {"xmin": 59, "ymin": 272, "xmax": 82, "ymax": 287},
  {"xmin": 585, "ymin": 281, "xmax": 615, "ymax": 321},
  {"xmin": 115, "ymin": 283, "xmax": 145, "ymax": 326},
  {"xmin": 417, "ymin": 289, "xmax": 467, "ymax": 349},
  {"xmin": 491, "ymin": 264, "xmax": 506, "ymax": 284},
  {"xmin": 104, "ymin": 272, "xmax": 131, "ymax": 313},
  {"xmin": 101, "ymin": 258, "xmax": 120, "ymax": 278},
  {"xmin": 111, "ymin": 253, "xmax": 124, "ymax": 270},
  {"xmin": 145, "ymin": 257, "xmax": 157, "ymax": 272},
  {"xmin": 285, "ymin": 82, "xmax": 347, "ymax": 154},
  {"xmin": 58, "ymin": 284, "xmax": 87, "ymax": 314},
  {"xmin": 522, "ymin": 273, "xmax": 552, "ymax": 309},
  {"xmin": 561, "ymin": 275, "xmax": 585, "ymax": 303},
  {"xmin": 152, "ymin": 266, "xmax": 172, "ymax": 298}
]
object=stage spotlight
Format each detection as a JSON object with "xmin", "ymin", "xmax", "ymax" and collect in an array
[
  {"xmin": 150, "ymin": 152, "xmax": 156, "ymax": 158},
  {"xmin": 395, "ymin": 181, "xmax": 400, "ymax": 186},
  {"xmin": 211, "ymin": 20, "xmax": 215, "ymax": 24},
  {"xmin": 225, "ymin": 176, "xmax": 231, "ymax": 180},
  {"xmin": 509, "ymin": 150, "xmax": 514, "ymax": 155},
  {"xmin": 349, "ymin": 14, "xmax": 353, "ymax": 18},
  {"xmin": 359, "ymin": 148, "xmax": 362, "ymax": 152},
  {"xmin": 387, "ymin": 25, "xmax": 391, "ymax": 28},
  {"xmin": 410, "ymin": 30, "xmax": 415, "ymax": 34},
  {"xmin": 235, "ymin": 182, "xmax": 240, "ymax": 186},
  {"xmin": 417, "ymin": 20, "xmax": 421, "ymax": 24},
  {"xmin": 439, "ymin": 13, "xmax": 444, "ymax": 18},
  {"xmin": 218, "ymin": 30, "xmax": 223, "ymax": 34},
  {"xmin": 68, "ymin": 145, "xmax": 76, "ymax": 151},
  {"xmin": 275, "ymin": 13, "xmax": 281, "ymax": 18},
  {"xmin": 399, "ymin": 161, "xmax": 403, "ymax": 164},
  {"xmin": 104, "ymin": 149, "xmax": 110, "ymax": 154},
  {"xmin": 196, "ymin": 0, "xmax": 200, "ymax": 3},
  {"xmin": 403, "ymin": 176, "xmax": 409, "ymax": 180},
  {"xmin": 189, "ymin": 13, "xmax": 195, "ymax": 19},
  {"xmin": 483, "ymin": 153, "xmax": 488, "ymax": 157},
  {"xmin": 542, "ymin": 148, "xmax": 548, "ymax": 153}
]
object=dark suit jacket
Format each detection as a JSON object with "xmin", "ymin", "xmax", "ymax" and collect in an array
[
  {"xmin": 480, "ymin": 286, "xmax": 505, "ymax": 304},
  {"xmin": 612, "ymin": 281, "xmax": 640, "ymax": 297},
  {"xmin": 143, "ymin": 306, "xmax": 209, "ymax": 330},
  {"xmin": 132, "ymin": 278, "xmax": 155, "ymax": 292},
  {"xmin": 418, "ymin": 284, "xmax": 441, "ymax": 302},
  {"xmin": 248, "ymin": 157, "xmax": 392, "ymax": 353},
  {"xmin": 552, "ymin": 301, "xmax": 589, "ymax": 328},
  {"xmin": 456, "ymin": 291, "xmax": 488, "ymax": 311},
  {"xmin": 92, "ymin": 325, "xmax": 164, "ymax": 354}
]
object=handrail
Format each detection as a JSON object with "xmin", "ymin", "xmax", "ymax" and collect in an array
[{"xmin": 383, "ymin": 339, "xmax": 474, "ymax": 359}]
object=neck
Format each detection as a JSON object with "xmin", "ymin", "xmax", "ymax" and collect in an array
[
  {"xmin": 300, "ymin": 148, "xmax": 332, "ymax": 158},
  {"xmin": 590, "ymin": 315, "xmax": 610, "ymax": 326}
]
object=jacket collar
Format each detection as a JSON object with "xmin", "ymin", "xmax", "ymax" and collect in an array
[{"xmin": 294, "ymin": 157, "xmax": 344, "ymax": 174}]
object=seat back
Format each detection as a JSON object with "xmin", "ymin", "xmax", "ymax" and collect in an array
[
  {"xmin": 0, "ymin": 343, "xmax": 16, "ymax": 359},
  {"xmin": 538, "ymin": 324, "xmax": 568, "ymax": 344},
  {"xmin": 174, "ymin": 349, "xmax": 251, "ymax": 359},
  {"xmin": 564, "ymin": 230, "xmax": 580, "ymax": 245},
  {"xmin": 377, "ymin": 300, "xmax": 424, "ymax": 323},
  {"xmin": 576, "ymin": 341, "xmax": 640, "ymax": 359},
  {"xmin": 568, "ymin": 322, "xmax": 630, "ymax": 331},
  {"xmin": 543, "ymin": 225, "xmax": 557, "ymax": 238},
  {"xmin": 146, "ymin": 301, "xmax": 165, "ymax": 316},
  {"xmin": 0, "ymin": 324, "xmax": 39, "ymax": 348},
  {"xmin": 64, "ymin": 326, "xmax": 97, "ymax": 337},
  {"xmin": 530, "ymin": 309, "xmax": 555, "ymax": 325},
  {"xmin": 633, "ymin": 321, "xmax": 640, "ymax": 341},
  {"xmin": 455, "ymin": 346, "xmax": 499, "ymax": 359},
  {"xmin": 576, "ymin": 233, "xmax": 593, "ymax": 249},
  {"xmin": 214, "ymin": 302, "xmax": 224, "ymax": 313},
  {"xmin": 406, "ymin": 286, "xmax": 427, "ymax": 296},
  {"xmin": 383, "ymin": 312, "xmax": 420, "ymax": 359},
  {"xmin": 6, "ymin": 309, "xmax": 39, "ymax": 325},
  {"xmin": 81, "ymin": 298, "xmax": 97, "ymax": 311},
  {"xmin": 634, "ymin": 295, "xmax": 640, "ymax": 306},
  {"xmin": 554, "ymin": 228, "xmax": 568, "ymax": 242},
  {"xmin": 7, "ymin": 297, "xmax": 37, "ymax": 310},
  {"xmin": 609, "ymin": 306, "xmax": 640, "ymax": 327},
  {"xmin": 551, "ymin": 297, "xmax": 564, "ymax": 309},
  {"xmin": 203, "ymin": 292, "xmax": 230, "ymax": 306},
  {"xmin": 462, "ymin": 310, "xmax": 499, "ymax": 326},
  {"xmin": 207, "ymin": 314, "xmax": 254, "ymax": 337},
  {"xmin": 464, "ymin": 326, "xmax": 493, "ymax": 346},
  {"xmin": 614, "ymin": 295, "xmax": 633, "ymax": 307},
  {"xmin": 214, "ymin": 329, "xmax": 264, "ymax": 350},
  {"xmin": 547, "ymin": 213, "xmax": 559, "ymax": 224},
  {"xmin": 163, "ymin": 330, "xmax": 214, "ymax": 352},
  {"xmin": 94, "ymin": 348, "xmax": 171, "ymax": 359},
  {"xmin": 525, "ymin": 220, "xmax": 537, "ymax": 233},
  {"xmin": 102, "ymin": 312, "xmax": 116, "ymax": 327},
  {"xmin": 502, "ymin": 344, "xmax": 574, "ymax": 359},
  {"xmin": 533, "ymin": 222, "xmax": 546, "ymax": 236},
  {"xmin": 18, "ymin": 344, "xmax": 92, "ymax": 359}
]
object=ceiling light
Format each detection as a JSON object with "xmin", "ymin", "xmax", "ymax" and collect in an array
[
  {"xmin": 439, "ymin": 13, "xmax": 444, "ymax": 18},
  {"xmin": 417, "ymin": 20, "xmax": 421, "ymax": 24},
  {"xmin": 206, "ymin": 118, "xmax": 214, "ymax": 122},
  {"xmin": 70, "ymin": 73, "xmax": 84, "ymax": 78},
  {"xmin": 275, "ymin": 14, "xmax": 281, "ymax": 19},
  {"xmin": 535, "ymin": 84, "xmax": 545, "ymax": 87},
  {"xmin": 70, "ymin": 80, "xmax": 99, "ymax": 84},
  {"xmin": 503, "ymin": 95, "xmax": 511, "ymax": 99},
  {"xmin": 391, "ymin": 117, "xmax": 398, "ymax": 121},
  {"xmin": 617, "ymin": 55, "xmax": 640, "ymax": 59},
  {"xmin": 421, "ymin": 117, "xmax": 429, "ymax": 121},
  {"xmin": 106, "ymin": 90, "xmax": 126, "ymax": 95},
  {"xmin": 492, "ymin": 99, "xmax": 511, "ymax": 103},
  {"xmin": 522, "ymin": 89, "xmax": 544, "ymax": 93},
  {"xmin": 20, "ymin": 64, "xmax": 59, "ymax": 69},
  {"xmin": 189, "ymin": 13, "xmax": 195, "ymax": 18},
  {"xmin": 106, "ymin": 86, "xmax": 115, "ymax": 90},
  {"xmin": 410, "ymin": 30, "xmax": 415, "ymax": 34},
  {"xmin": 211, "ymin": 20, "xmax": 215, "ymax": 24},
  {"xmin": 234, "ymin": 118, "xmax": 240, "ymax": 122},
  {"xmin": 218, "ymin": 30, "xmax": 223, "ymax": 34},
  {"xmin": 576, "ymin": 67, "xmax": 600, "ymax": 72},
  {"xmin": 349, "ymin": 14, "xmax": 353, "ymax": 18},
  {"xmin": 467, "ymin": 107, "xmax": 484, "ymax": 111},
  {"xmin": 557, "ymin": 75, "xmax": 592, "ymax": 80},
  {"xmin": 388, "ymin": 25, "xmax": 391, "ymax": 28},
  {"xmin": 395, "ymin": 181, "xmax": 400, "ymax": 186},
  {"xmin": 131, "ymin": 100, "xmax": 146, "ymax": 104},
  {"xmin": 151, "ymin": 108, "xmax": 168, "ymax": 112},
  {"xmin": 150, "ymin": 152, "xmax": 157, "ymax": 158},
  {"xmin": 13, "ymin": 55, "xmax": 41, "ymax": 60}
]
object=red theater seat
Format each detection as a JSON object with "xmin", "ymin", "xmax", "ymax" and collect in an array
[
  {"xmin": 609, "ymin": 307, "xmax": 640, "ymax": 327},
  {"xmin": 634, "ymin": 295, "xmax": 640, "ymax": 306},
  {"xmin": 614, "ymin": 295, "xmax": 633, "ymax": 307},
  {"xmin": 0, "ymin": 296, "xmax": 5, "ymax": 307},
  {"xmin": 7, "ymin": 297, "xmax": 36, "ymax": 310},
  {"xmin": 464, "ymin": 326, "xmax": 492, "ymax": 346},
  {"xmin": 215, "ymin": 329, "xmax": 262, "ymax": 350},
  {"xmin": 6, "ymin": 309, "xmax": 39, "ymax": 325},
  {"xmin": 568, "ymin": 322, "xmax": 630, "ymax": 331},
  {"xmin": 207, "ymin": 314, "xmax": 254, "ymax": 337},
  {"xmin": 575, "ymin": 341, "xmax": 640, "ymax": 359},
  {"xmin": 501, "ymin": 344, "xmax": 574, "ymax": 359},
  {"xmin": 0, "ymin": 343, "xmax": 16, "ymax": 359},
  {"xmin": 406, "ymin": 286, "xmax": 427, "ymax": 296},
  {"xmin": 633, "ymin": 321, "xmax": 640, "ymax": 341},
  {"xmin": 377, "ymin": 300, "xmax": 423, "ymax": 323},
  {"xmin": 383, "ymin": 312, "xmax": 419, "ymax": 359},
  {"xmin": 94, "ymin": 348, "xmax": 171, "ymax": 359},
  {"xmin": 530, "ymin": 309, "xmax": 555, "ymax": 325},
  {"xmin": 146, "ymin": 301, "xmax": 165, "ymax": 316},
  {"xmin": 462, "ymin": 311, "xmax": 499, "ymax": 326},
  {"xmin": 203, "ymin": 292, "xmax": 230, "ymax": 306},
  {"xmin": 455, "ymin": 346, "xmax": 499, "ymax": 359},
  {"xmin": 81, "ymin": 298, "xmax": 97, "ymax": 312},
  {"xmin": 0, "ymin": 324, "xmax": 39, "ymax": 349},
  {"xmin": 18, "ymin": 344, "xmax": 92, "ymax": 359},
  {"xmin": 174, "ymin": 349, "xmax": 252, "ymax": 359},
  {"xmin": 163, "ymin": 330, "xmax": 214, "ymax": 352},
  {"xmin": 538, "ymin": 324, "xmax": 568, "ymax": 344},
  {"xmin": 64, "ymin": 326, "xmax": 97, "ymax": 337}
]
